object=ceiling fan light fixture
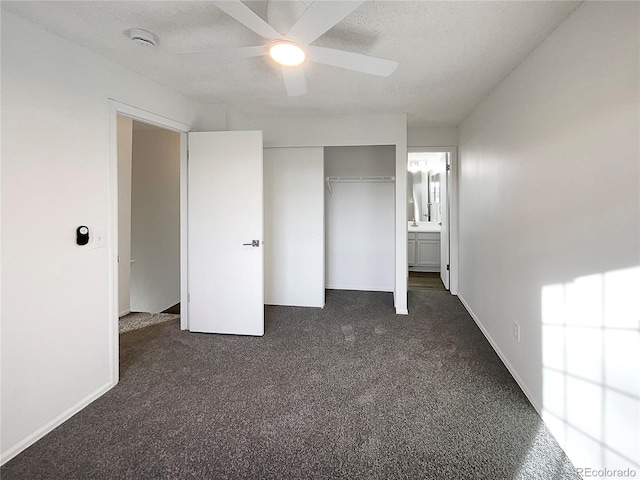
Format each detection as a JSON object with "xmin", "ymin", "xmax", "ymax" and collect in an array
[{"xmin": 269, "ymin": 41, "xmax": 305, "ymax": 67}]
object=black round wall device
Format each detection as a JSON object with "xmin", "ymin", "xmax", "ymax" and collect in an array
[{"xmin": 77, "ymin": 226, "xmax": 90, "ymax": 245}]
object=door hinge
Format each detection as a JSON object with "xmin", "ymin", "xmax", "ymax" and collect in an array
[
  {"xmin": 446, "ymin": 164, "xmax": 451, "ymax": 171},
  {"xmin": 188, "ymin": 293, "xmax": 191, "ymax": 302},
  {"xmin": 447, "ymin": 264, "xmax": 450, "ymax": 271}
]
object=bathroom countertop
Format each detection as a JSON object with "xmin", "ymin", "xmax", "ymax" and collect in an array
[{"xmin": 408, "ymin": 222, "xmax": 441, "ymax": 233}]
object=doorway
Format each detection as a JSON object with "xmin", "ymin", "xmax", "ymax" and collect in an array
[
  {"xmin": 108, "ymin": 100, "xmax": 190, "ymax": 382},
  {"xmin": 407, "ymin": 147, "xmax": 458, "ymax": 294},
  {"xmin": 117, "ymin": 115, "xmax": 181, "ymax": 333}
]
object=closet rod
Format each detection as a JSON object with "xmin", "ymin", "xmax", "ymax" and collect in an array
[{"xmin": 325, "ymin": 176, "xmax": 395, "ymax": 195}]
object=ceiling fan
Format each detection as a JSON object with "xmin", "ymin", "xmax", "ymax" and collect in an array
[{"xmin": 182, "ymin": 0, "xmax": 399, "ymax": 96}]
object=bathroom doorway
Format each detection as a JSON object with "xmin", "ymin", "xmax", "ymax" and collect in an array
[{"xmin": 407, "ymin": 148, "xmax": 456, "ymax": 291}]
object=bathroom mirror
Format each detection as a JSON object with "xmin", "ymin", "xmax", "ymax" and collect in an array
[{"xmin": 407, "ymin": 152, "xmax": 446, "ymax": 225}]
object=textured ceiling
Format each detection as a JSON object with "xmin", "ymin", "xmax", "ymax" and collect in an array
[{"xmin": 2, "ymin": 1, "xmax": 580, "ymax": 126}]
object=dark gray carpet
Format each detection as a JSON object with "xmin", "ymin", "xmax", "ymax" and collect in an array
[
  {"xmin": 119, "ymin": 311, "xmax": 180, "ymax": 333},
  {"xmin": 1, "ymin": 290, "xmax": 580, "ymax": 480}
]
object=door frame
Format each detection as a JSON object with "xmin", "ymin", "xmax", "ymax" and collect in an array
[
  {"xmin": 108, "ymin": 99, "xmax": 190, "ymax": 384},
  {"xmin": 407, "ymin": 146, "xmax": 459, "ymax": 295}
]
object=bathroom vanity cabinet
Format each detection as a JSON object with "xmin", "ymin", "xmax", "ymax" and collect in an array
[{"xmin": 408, "ymin": 231, "xmax": 440, "ymax": 272}]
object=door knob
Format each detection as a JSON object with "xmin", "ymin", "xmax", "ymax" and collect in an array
[{"xmin": 243, "ymin": 240, "xmax": 260, "ymax": 247}]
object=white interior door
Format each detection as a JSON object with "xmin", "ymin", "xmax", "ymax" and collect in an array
[
  {"xmin": 188, "ymin": 131, "xmax": 264, "ymax": 336},
  {"xmin": 440, "ymin": 155, "xmax": 450, "ymax": 289}
]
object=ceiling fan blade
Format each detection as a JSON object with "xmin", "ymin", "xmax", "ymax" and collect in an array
[
  {"xmin": 281, "ymin": 67, "xmax": 307, "ymax": 96},
  {"xmin": 307, "ymin": 46, "xmax": 399, "ymax": 76},
  {"xmin": 212, "ymin": 0, "xmax": 282, "ymax": 40},
  {"xmin": 286, "ymin": 0, "xmax": 365, "ymax": 45},
  {"xmin": 176, "ymin": 45, "xmax": 268, "ymax": 61}
]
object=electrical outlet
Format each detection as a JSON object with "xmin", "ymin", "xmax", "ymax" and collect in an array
[{"xmin": 513, "ymin": 321, "xmax": 521, "ymax": 342}]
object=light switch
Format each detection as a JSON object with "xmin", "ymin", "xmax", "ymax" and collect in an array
[{"xmin": 93, "ymin": 229, "xmax": 106, "ymax": 249}]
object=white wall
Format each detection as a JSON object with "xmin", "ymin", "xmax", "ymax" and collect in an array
[
  {"xmin": 325, "ymin": 146, "xmax": 395, "ymax": 292},
  {"xmin": 230, "ymin": 114, "xmax": 409, "ymax": 313},
  {"xmin": 325, "ymin": 145, "xmax": 396, "ymax": 177},
  {"xmin": 117, "ymin": 115, "xmax": 133, "ymax": 316},
  {"xmin": 264, "ymin": 147, "xmax": 325, "ymax": 308},
  {"xmin": 408, "ymin": 126, "xmax": 458, "ymax": 147},
  {"xmin": 0, "ymin": 11, "xmax": 219, "ymax": 463},
  {"xmin": 458, "ymin": 2, "xmax": 639, "ymax": 474},
  {"xmin": 130, "ymin": 126, "xmax": 181, "ymax": 313}
]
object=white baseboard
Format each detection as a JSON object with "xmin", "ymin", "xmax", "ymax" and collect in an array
[
  {"xmin": 325, "ymin": 285, "xmax": 394, "ymax": 293},
  {"xmin": 119, "ymin": 309, "xmax": 131, "ymax": 318},
  {"xmin": 0, "ymin": 380, "xmax": 116, "ymax": 465},
  {"xmin": 264, "ymin": 301, "xmax": 324, "ymax": 308},
  {"xmin": 161, "ymin": 298, "xmax": 181, "ymax": 313},
  {"xmin": 409, "ymin": 267, "xmax": 440, "ymax": 273},
  {"xmin": 457, "ymin": 293, "xmax": 542, "ymax": 415}
]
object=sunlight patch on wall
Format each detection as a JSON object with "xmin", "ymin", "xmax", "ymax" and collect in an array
[{"xmin": 541, "ymin": 266, "xmax": 640, "ymax": 474}]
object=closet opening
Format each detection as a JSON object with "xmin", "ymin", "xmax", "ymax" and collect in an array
[
  {"xmin": 324, "ymin": 146, "xmax": 396, "ymax": 299},
  {"xmin": 262, "ymin": 145, "xmax": 397, "ymax": 311}
]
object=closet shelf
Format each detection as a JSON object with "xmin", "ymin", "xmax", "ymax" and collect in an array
[{"xmin": 325, "ymin": 176, "xmax": 395, "ymax": 195}]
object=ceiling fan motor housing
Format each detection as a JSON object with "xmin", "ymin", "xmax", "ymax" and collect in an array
[{"xmin": 267, "ymin": 0, "xmax": 308, "ymax": 35}]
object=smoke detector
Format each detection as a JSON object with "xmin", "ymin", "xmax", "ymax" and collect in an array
[{"xmin": 128, "ymin": 28, "xmax": 158, "ymax": 47}]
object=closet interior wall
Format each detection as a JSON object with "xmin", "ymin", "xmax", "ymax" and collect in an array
[{"xmin": 324, "ymin": 146, "xmax": 396, "ymax": 292}]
